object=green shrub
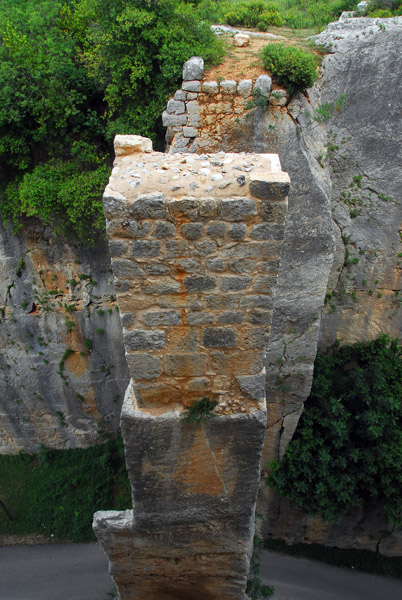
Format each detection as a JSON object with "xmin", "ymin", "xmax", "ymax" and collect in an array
[
  {"xmin": 220, "ymin": 0, "xmax": 358, "ymax": 31},
  {"xmin": 257, "ymin": 8, "xmax": 284, "ymax": 30},
  {"xmin": 262, "ymin": 43, "xmax": 318, "ymax": 95},
  {"xmin": 0, "ymin": 435, "xmax": 131, "ymax": 542},
  {"xmin": 224, "ymin": 1, "xmax": 266, "ymax": 27},
  {"xmin": 267, "ymin": 334, "xmax": 402, "ymax": 527},
  {"xmin": 369, "ymin": 8, "xmax": 394, "ymax": 15},
  {"xmin": 3, "ymin": 159, "xmax": 109, "ymax": 246}
]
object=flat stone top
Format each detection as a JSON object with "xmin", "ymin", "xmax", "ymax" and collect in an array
[{"xmin": 107, "ymin": 148, "xmax": 289, "ymax": 202}]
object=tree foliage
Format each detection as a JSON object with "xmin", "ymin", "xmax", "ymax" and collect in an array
[
  {"xmin": 267, "ymin": 334, "xmax": 402, "ymax": 527},
  {"xmin": 0, "ymin": 0, "xmax": 223, "ymax": 244}
]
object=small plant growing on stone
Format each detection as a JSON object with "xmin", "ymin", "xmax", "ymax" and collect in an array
[{"xmin": 181, "ymin": 397, "xmax": 217, "ymax": 423}]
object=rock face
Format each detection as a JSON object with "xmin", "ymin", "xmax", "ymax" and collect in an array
[
  {"xmin": 160, "ymin": 17, "xmax": 402, "ymax": 554},
  {"xmin": 263, "ymin": 16, "xmax": 402, "ymax": 553},
  {"xmin": 93, "ymin": 136, "xmax": 290, "ymax": 598},
  {"xmin": 0, "ymin": 221, "xmax": 129, "ymax": 453}
]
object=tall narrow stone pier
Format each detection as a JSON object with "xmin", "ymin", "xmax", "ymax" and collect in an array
[{"xmin": 93, "ymin": 135, "xmax": 290, "ymax": 600}]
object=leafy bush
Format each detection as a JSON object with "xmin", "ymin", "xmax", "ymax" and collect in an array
[
  {"xmin": 224, "ymin": 1, "xmax": 267, "ymax": 27},
  {"xmin": 3, "ymin": 159, "xmax": 109, "ymax": 246},
  {"xmin": 257, "ymin": 8, "xmax": 284, "ymax": 30},
  {"xmin": 262, "ymin": 43, "xmax": 318, "ymax": 94},
  {"xmin": 369, "ymin": 8, "xmax": 394, "ymax": 15},
  {"xmin": 0, "ymin": 435, "xmax": 131, "ymax": 542},
  {"xmin": 219, "ymin": 0, "xmax": 358, "ymax": 31},
  {"xmin": 0, "ymin": 0, "xmax": 223, "ymax": 244},
  {"xmin": 224, "ymin": 1, "xmax": 284, "ymax": 27},
  {"xmin": 267, "ymin": 334, "xmax": 402, "ymax": 527}
]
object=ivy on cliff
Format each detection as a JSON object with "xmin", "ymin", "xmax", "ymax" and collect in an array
[
  {"xmin": 267, "ymin": 334, "xmax": 402, "ymax": 527},
  {"xmin": 0, "ymin": 0, "xmax": 223, "ymax": 245}
]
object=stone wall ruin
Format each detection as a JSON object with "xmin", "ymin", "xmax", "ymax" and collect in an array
[{"xmin": 94, "ymin": 134, "xmax": 290, "ymax": 599}]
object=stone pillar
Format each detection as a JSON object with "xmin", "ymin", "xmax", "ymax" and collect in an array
[{"xmin": 93, "ymin": 135, "xmax": 290, "ymax": 600}]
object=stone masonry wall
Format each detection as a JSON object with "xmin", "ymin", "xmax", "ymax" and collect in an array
[
  {"xmin": 94, "ymin": 135, "xmax": 290, "ymax": 600},
  {"xmin": 103, "ymin": 135, "xmax": 289, "ymax": 417},
  {"xmin": 163, "ymin": 56, "xmax": 288, "ymax": 155}
]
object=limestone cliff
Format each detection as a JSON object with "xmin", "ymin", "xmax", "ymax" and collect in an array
[
  {"xmin": 0, "ymin": 220, "xmax": 129, "ymax": 453},
  {"xmin": 162, "ymin": 16, "xmax": 402, "ymax": 554}
]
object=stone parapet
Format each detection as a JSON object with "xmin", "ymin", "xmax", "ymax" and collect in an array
[{"xmin": 94, "ymin": 135, "xmax": 290, "ymax": 599}]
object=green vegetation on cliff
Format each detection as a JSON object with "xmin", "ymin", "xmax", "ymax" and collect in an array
[
  {"xmin": 206, "ymin": 0, "xmax": 359, "ymax": 31},
  {"xmin": 268, "ymin": 334, "xmax": 402, "ymax": 527},
  {"xmin": 0, "ymin": 0, "xmax": 223, "ymax": 245},
  {"xmin": 0, "ymin": 435, "xmax": 131, "ymax": 542}
]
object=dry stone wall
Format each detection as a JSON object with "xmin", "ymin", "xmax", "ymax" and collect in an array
[
  {"xmin": 94, "ymin": 135, "xmax": 290, "ymax": 599},
  {"xmin": 163, "ymin": 56, "xmax": 288, "ymax": 155}
]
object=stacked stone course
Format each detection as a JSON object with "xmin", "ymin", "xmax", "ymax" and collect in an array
[
  {"xmin": 103, "ymin": 136, "xmax": 289, "ymax": 417},
  {"xmin": 94, "ymin": 134, "xmax": 289, "ymax": 600}
]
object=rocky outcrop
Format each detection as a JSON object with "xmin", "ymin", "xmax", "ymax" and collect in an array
[
  {"xmin": 160, "ymin": 16, "xmax": 402, "ymax": 555},
  {"xmin": 94, "ymin": 136, "xmax": 290, "ymax": 598},
  {"xmin": 0, "ymin": 220, "xmax": 129, "ymax": 453},
  {"xmin": 262, "ymin": 16, "xmax": 402, "ymax": 553}
]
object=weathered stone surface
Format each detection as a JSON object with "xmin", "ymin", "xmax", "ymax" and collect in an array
[
  {"xmin": 234, "ymin": 33, "xmax": 250, "ymax": 47},
  {"xmin": 111, "ymin": 259, "xmax": 144, "ymax": 279},
  {"xmin": 143, "ymin": 279, "xmax": 181, "ymax": 295},
  {"xmin": 183, "ymin": 275, "xmax": 216, "ymax": 292},
  {"xmin": 203, "ymin": 327, "xmax": 237, "ymax": 348},
  {"xmin": 94, "ymin": 394, "xmax": 267, "ymax": 600},
  {"xmin": 181, "ymin": 222, "xmax": 203, "ymax": 240},
  {"xmin": 221, "ymin": 198, "xmax": 257, "ymax": 221},
  {"xmin": 221, "ymin": 276, "xmax": 251, "ymax": 291},
  {"xmin": 131, "ymin": 240, "xmax": 161, "ymax": 257},
  {"xmin": 114, "ymin": 134, "xmax": 152, "ymax": 155},
  {"xmin": 129, "ymin": 192, "xmax": 165, "ymax": 219},
  {"xmin": 229, "ymin": 223, "xmax": 247, "ymax": 240},
  {"xmin": 249, "ymin": 171, "xmax": 290, "ymax": 200},
  {"xmin": 270, "ymin": 89, "xmax": 288, "ymax": 107},
  {"xmin": 220, "ymin": 80, "xmax": 237, "ymax": 95},
  {"xmin": 165, "ymin": 353, "xmax": 207, "ymax": 376},
  {"xmin": 218, "ymin": 311, "xmax": 244, "ymax": 325},
  {"xmin": 237, "ymin": 374, "xmax": 266, "ymax": 400},
  {"xmin": 183, "ymin": 126, "xmax": 198, "ymax": 138},
  {"xmin": 254, "ymin": 74, "xmax": 272, "ymax": 98},
  {"xmin": 143, "ymin": 311, "xmax": 181, "ymax": 326},
  {"xmin": 162, "ymin": 111, "xmax": 187, "ymax": 127},
  {"xmin": 182, "ymin": 56, "xmax": 204, "ymax": 81},
  {"xmin": 154, "ymin": 221, "xmax": 175, "ymax": 239},
  {"xmin": 182, "ymin": 80, "xmax": 201, "ymax": 93},
  {"xmin": 238, "ymin": 79, "xmax": 253, "ymax": 98},
  {"xmin": 186, "ymin": 311, "xmax": 215, "ymax": 325},
  {"xmin": 202, "ymin": 81, "xmax": 219, "ymax": 95},
  {"xmin": 166, "ymin": 99, "xmax": 185, "ymax": 115},
  {"xmin": 124, "ymin": 330, "xmax": 165, "ymax": 351},
  {"xmin": 125, "ymin": 353, "xmax": 162, "ymax": 380},
  {"xmin": 174, "ymin": 90, "xmax": 186, "ymax": 101},
  {"xmin": 0, "ymin": 222, "xmax": 129, "ymax": 453},
  {"xmin": 207, "ymin": 222, "xmax": 226, "ymax": 239}
]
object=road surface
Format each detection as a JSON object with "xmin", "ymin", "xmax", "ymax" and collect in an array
[{"xmin": 0, "ymin": 543, "xmax": 401, "ymax": 599}]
